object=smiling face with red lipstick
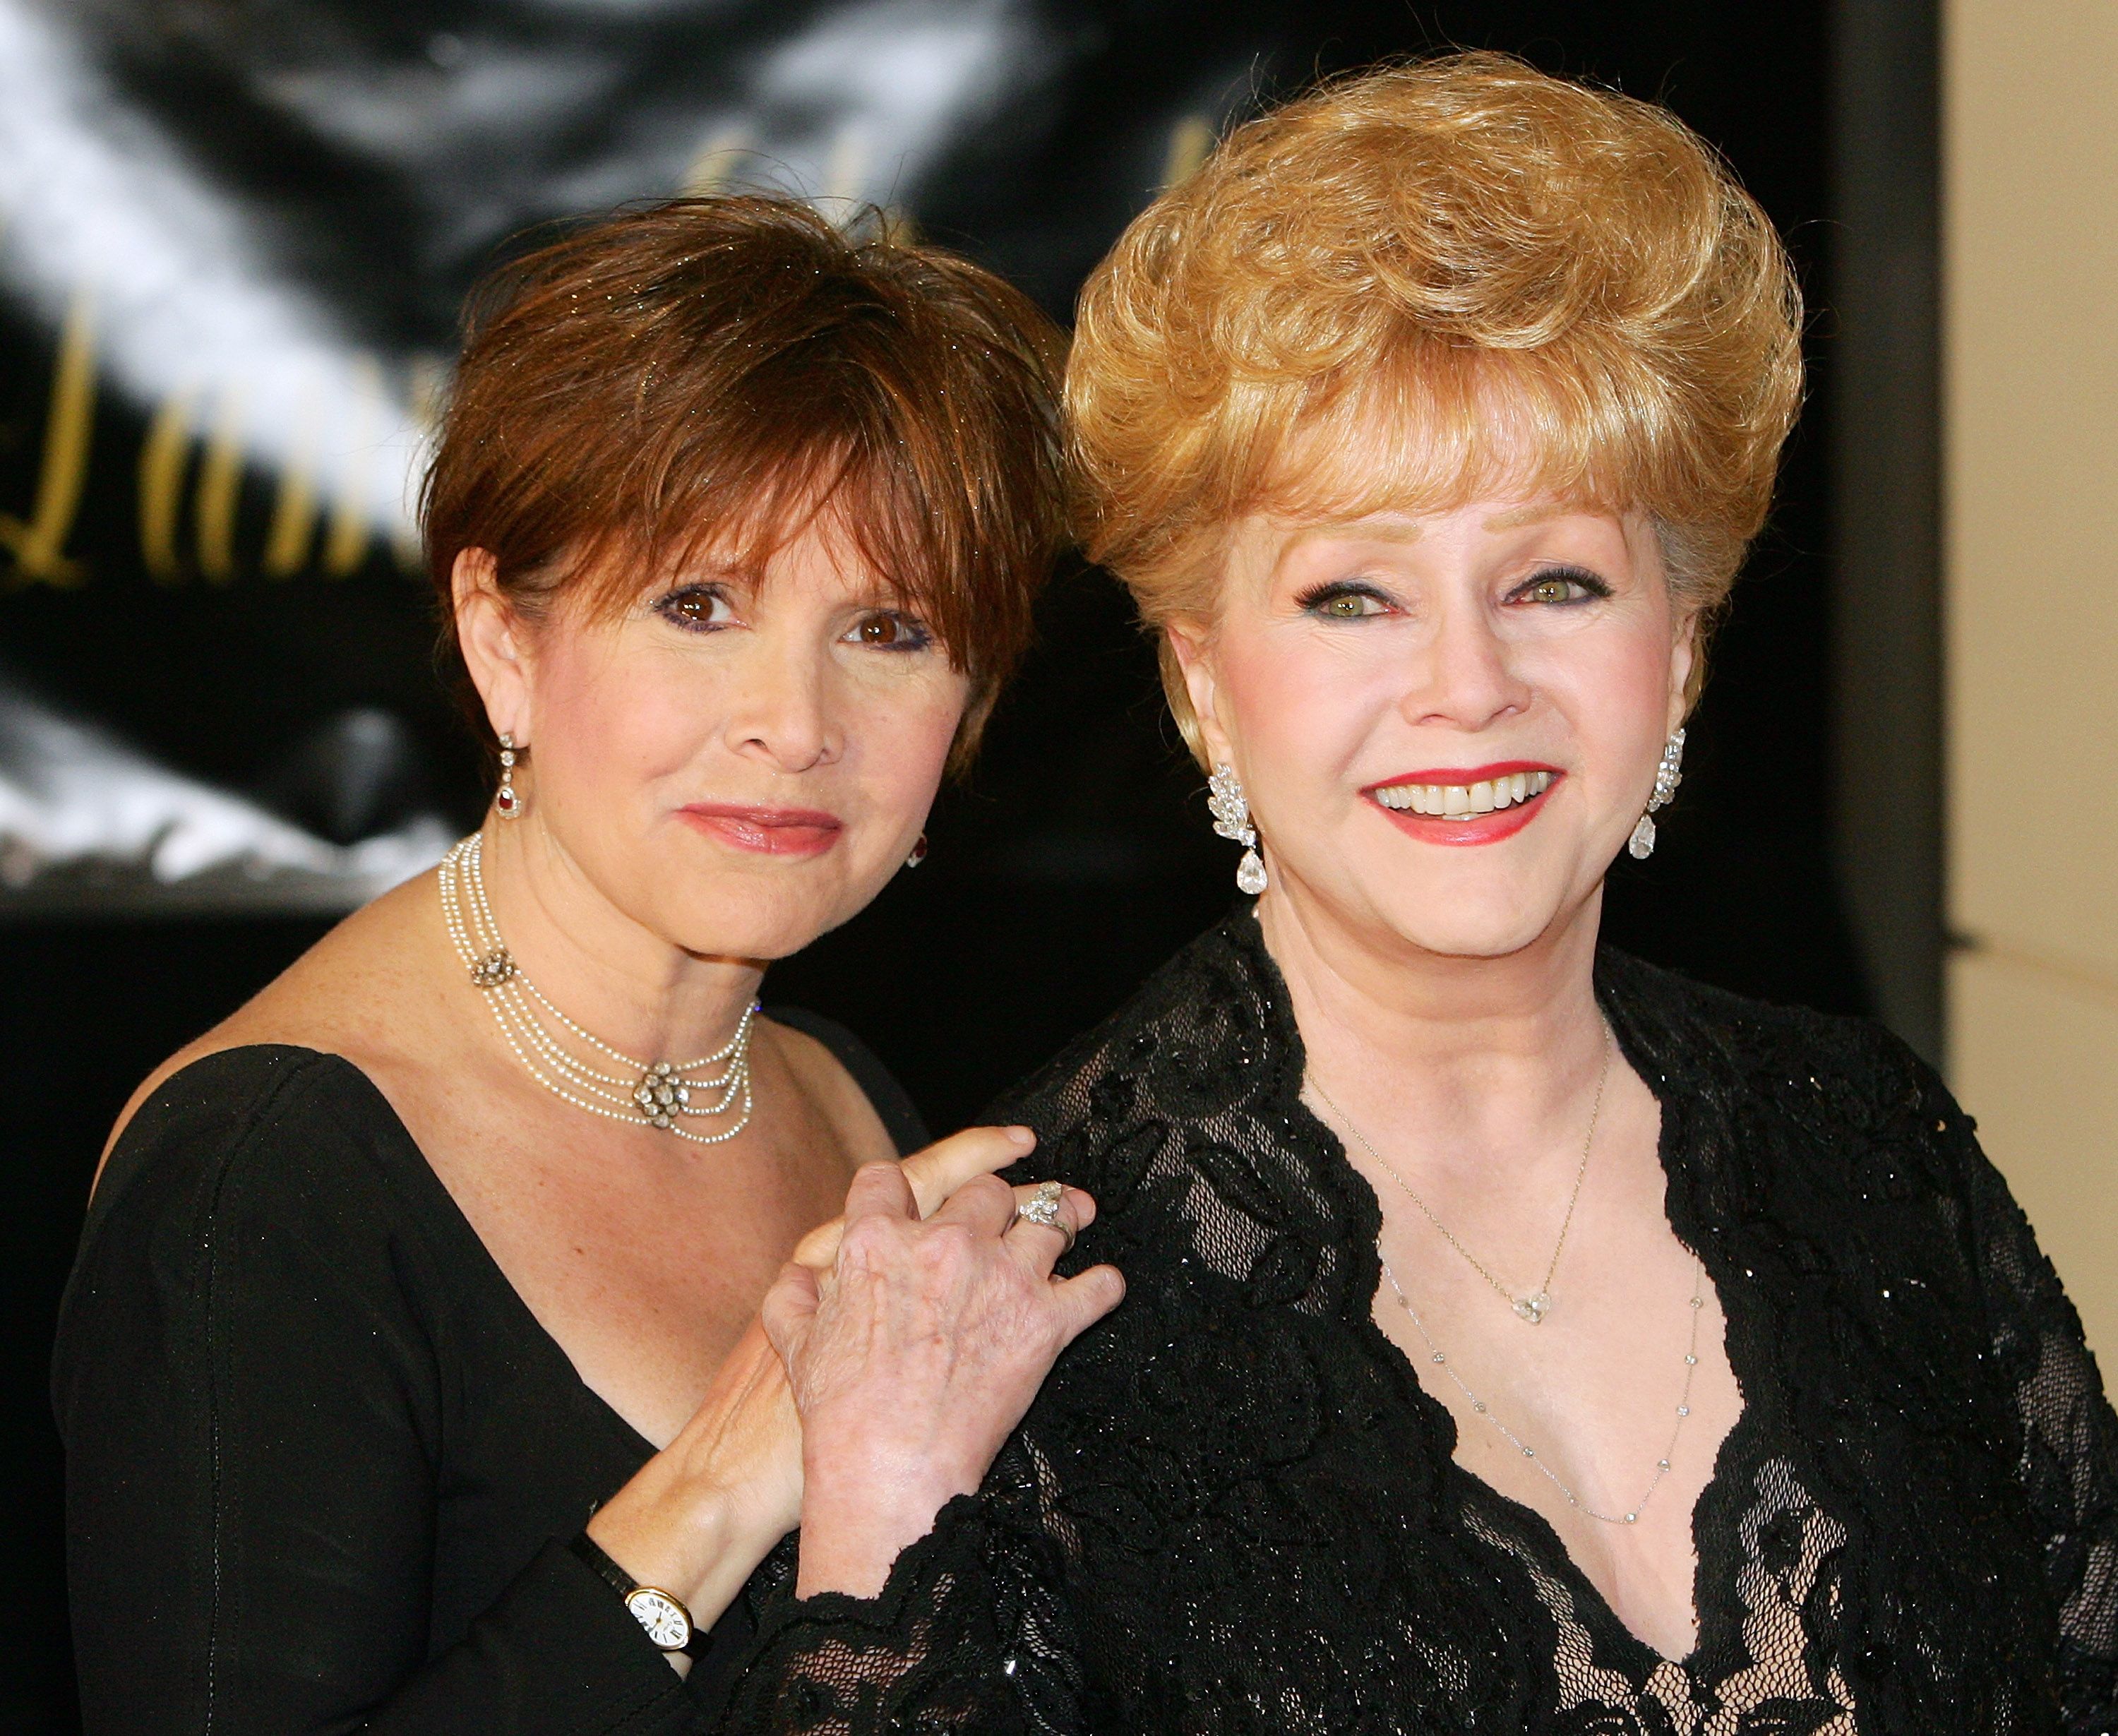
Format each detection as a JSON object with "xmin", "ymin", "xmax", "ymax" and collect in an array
[{"xmin": 1169, "ymin": 491, "xmax": 1692, "ymax": 964}]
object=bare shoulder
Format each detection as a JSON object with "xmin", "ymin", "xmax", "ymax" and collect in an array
[
  {"xmin": 102, "ymin": 870, "xmax": 451, "ymax": 1175},
  {"xmin": 761, "ymin": 1017, "xmax": 903, "ymax": 1172}
]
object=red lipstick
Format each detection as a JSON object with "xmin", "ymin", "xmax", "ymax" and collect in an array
[{"xmin": 677, "ymin": 803, "xmax": 844, "ymax": 858}]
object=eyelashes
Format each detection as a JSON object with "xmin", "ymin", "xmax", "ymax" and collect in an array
[
  {"xmin": 845, "ymin": 611, "xmax": 935, "ymax": 652},
  {"xmin": 653, "ymin": 584, "xmax": 731, "ymax": 631},
  {"xmin": 650, "ymin": 584, "xmax": 936, "ymax": 651},
  {"xmin": 1294, "ymin": 580, "xmax": 1392, "ymax": 618},
  {"xmin": 1514, "ymin": 564, "xmax": 1613, "ymax": 604},
  {"xmin": 1295, "ymin": 564, "xmax": 1615, "ymax": 619}
]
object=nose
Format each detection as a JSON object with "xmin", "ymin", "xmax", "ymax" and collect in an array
[
  {"xmin": 1401, "ymin": 602, "xmax": 1533, "ymax": 731},
  {"xmin": 719, "ymin": 633, "xmax": 842, "ymax": 774}
]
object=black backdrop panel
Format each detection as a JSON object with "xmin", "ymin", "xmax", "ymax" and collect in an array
[{"xmin": 0, "ymin": 4, "xmax": 1856, "ymax": 1732}]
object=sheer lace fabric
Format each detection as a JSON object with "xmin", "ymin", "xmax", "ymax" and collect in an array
[{"xmin": 723, "ymin": 914, "xmax": 2118, "ymax": 1734}]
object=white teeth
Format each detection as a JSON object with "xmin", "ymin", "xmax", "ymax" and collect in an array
[{"xmin": 1374, "ymin": 770, "xmax": 1554, "ymax": 818}]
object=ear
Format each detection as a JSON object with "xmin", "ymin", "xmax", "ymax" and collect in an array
[
  {"xmin": 452, "ymin": 548, "xmax": 534, "ymax": 743},
  {"xmin": 1666, "ymin": 611, "xmax": 1699, "ymax": 736},
  {"xmin": 1164, "ymin": 618, "xmax": 1236, "ymax": 768}
]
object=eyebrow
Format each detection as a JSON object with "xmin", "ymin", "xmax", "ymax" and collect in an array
[
  {"xmin": 1280, "ymin": 516, "xmax": 1425, "ymax": 549},
  {"xmin": 1480, "ymin": 503, "xmax": 1574, "ymax": 530}
]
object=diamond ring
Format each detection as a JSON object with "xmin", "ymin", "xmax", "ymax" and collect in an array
[{"xmin": 1015, "ymin": 1179, "xmax": 1074, "ymax": 1255}]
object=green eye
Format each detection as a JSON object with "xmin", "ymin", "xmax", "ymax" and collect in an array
[
  {"xmin": 1516, "ymin": 566, "xmax": 1611, "ymax": 606},
  {"xmin": 1302, "ymin": 585, "xmax": 1389, "ymax": 620}
]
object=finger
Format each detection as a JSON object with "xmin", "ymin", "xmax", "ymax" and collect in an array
[
  {"xmin": 1012, "ymin": 1180, "xmax": 1097, "ymax": 1233},
  {"xmin": 926, "ymin": 1170, "xmax": 1018, "ymax": 1238},
  {"xmin": 1003, "ymin": 1184, "xmax": 1097, "ymax": 1275},
  {"xmin": 759, "ymin": 1260, "xmax": 821, "ymax": 1361},
  {"xmin": 899, "ymin": 1125, "xmax": 1037, "ymax": 1219},
  {"xmin": 792, "ymin": 1129, "xmax": 1039, "ymax": 1271},
  {"xmin": 841, "ymin": 1158, "xmax": 919, "ymax": 1226},
  {"xmin": 790, "ymin": 1214, "xmax": 842, "ymax": 1272},
  {"xmin": 1048, "ymin": 1263, "xmax": 1126, "ymax": 1343}
]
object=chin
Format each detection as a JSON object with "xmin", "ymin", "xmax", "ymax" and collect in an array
[
  {"xmin": 1358, "ymin": 872, "xmax": 1575, "ymax": 962},
  {"xmin": 654, "ymin": 869, "xmax": 865, "ymax": 964},
  {"xmin": 1384, "ymin": 913, "xmax": 1556, "ymax": 962}
]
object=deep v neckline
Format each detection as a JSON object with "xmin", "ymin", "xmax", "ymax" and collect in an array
[
  {"xmin": 1264, "ymin": 966, "xmax": 1759, "ymax": 1675},
  {"xmin": 271, "ymin": 1046, "xmax": 666, "ymax": 1461}
]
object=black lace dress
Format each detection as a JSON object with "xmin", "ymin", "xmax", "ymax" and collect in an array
[{"xmin": 719, "ymin": 911, "xmax": 2118, "ymax": 1735}]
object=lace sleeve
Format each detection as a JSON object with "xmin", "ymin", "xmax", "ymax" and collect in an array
[
  {"xmin": 717, "ymin": 1451, "xmax": 1087, "ymax": 1735},
  {"xmin": 1939, "ymin": 1084, "xmax": 2118, "ymax": 1730}
]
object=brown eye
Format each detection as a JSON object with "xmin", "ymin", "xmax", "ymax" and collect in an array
[
  {"xmin": 653, "ymin": 585, "xmax": 734, "ymax": 631},
  {"xmin": 844, "ymin": 611, "xmax": 933, "ymax": 652}
]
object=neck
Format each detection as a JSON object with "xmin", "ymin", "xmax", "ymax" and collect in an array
[
  {"xmin": 1256, "ymin": 871, "xmax": 1610, "ymax": 1180},
  {"xmin": 464, "ymin": 818, "xmax": 765, "ymax": 1064}
]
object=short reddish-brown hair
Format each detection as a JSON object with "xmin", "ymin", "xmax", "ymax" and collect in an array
[{"xmin": 423, "ymin": 196, "xmax": 1067, "ymax": 767}]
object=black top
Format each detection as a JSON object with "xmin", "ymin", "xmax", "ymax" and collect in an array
[
  {"xmin": 722, "ymin": 911, "xmax": 2118, "ymax": 1734},
  {"xmin": 53, "ymin": 1010, "xmax": 924, "ymax": 1736}
]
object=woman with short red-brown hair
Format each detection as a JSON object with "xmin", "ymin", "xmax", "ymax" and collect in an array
[{"xmin": 55, "ymin": 197, "xmax": 1121, "ymax": 1735}]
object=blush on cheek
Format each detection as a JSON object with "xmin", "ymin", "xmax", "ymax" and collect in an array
[
  {"xmin": 1216, "ymin": 628, "xmax": 1387, "ymax": 801},
  {"xmin": 861, "ymin": 698, "xmax": 962, "ymax": 823}
]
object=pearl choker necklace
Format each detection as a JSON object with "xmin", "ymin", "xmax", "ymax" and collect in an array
[{"xmin": 438, "ymin": 834, "xmax": 758, "ymax": 1144}]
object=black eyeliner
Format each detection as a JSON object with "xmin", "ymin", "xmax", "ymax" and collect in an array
[
  {"xmin": 1524, "ymin": 563, "xmax": 1612, "ymax": 599},
  {"xmin": 1293, "ymin": 578, "xmax": 1392, "ymax": 611}
]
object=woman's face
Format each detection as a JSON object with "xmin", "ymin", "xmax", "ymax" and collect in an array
[
  {"xmin": 1172, "ymin": 492, "xmax": 1692, "ymax": 963},
  {"xmin": 469, "ymin": 510, "xmax": 969, "ymax": 962}
]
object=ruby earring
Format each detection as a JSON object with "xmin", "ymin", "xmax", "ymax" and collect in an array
[{"xmin": 496, "ymin": 733, "xmax": 522, "ymax": 820}]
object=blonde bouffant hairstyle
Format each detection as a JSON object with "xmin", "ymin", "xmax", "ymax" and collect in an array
[{"xmin": 1066, "ymin": 52, "xmax": 1805, "ymax": 760}]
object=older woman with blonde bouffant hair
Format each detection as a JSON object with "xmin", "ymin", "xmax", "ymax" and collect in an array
[{"xmin": 718, "ymin": 52, "xmax": 2118, "ymax": 1735}]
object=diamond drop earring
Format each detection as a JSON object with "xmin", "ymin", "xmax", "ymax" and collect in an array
[
  {"xmin": 1207, "ymin": 764, "xmax": 1268, "ymax": 894},
  {"xmin": 1627, "ymin": 726, "xmax": 1686, "ymax": 859},
  {"xmin": 495, "ymin": 733, "xmax": 523, "ymax": 820}
]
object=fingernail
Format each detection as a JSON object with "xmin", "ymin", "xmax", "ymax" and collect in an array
[{"xmin": 1006, "ymin": 1125, "xmax": 1036, "ymax": 1147}]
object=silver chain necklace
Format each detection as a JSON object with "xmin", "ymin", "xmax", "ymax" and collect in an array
[
  {"xmin": 1308, "ymin": 1023, "xmax": 1612, "ymax": 1325},
  {"xmin": 1380, "ymin": 1251, "xmax": 1706, "ymax": 1526},
  {"xmin": 438, "ymin": 834, "xmax": 759, "ymax": 1144}
]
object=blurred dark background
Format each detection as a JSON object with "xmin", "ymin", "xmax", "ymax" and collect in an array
[{"xmin": 1, "ymin": 1, "xmax": 1940, "ymax": 1729}]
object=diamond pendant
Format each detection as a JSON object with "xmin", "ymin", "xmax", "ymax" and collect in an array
[
  {"xmin": 1512, "ymin": 1291, "xmax": 1551, "ymax": 1325},
  {"xmin": 1236, "ymin": 846, "xmax": 1268, "ymax": 895},
  {"xmin": 1627, "ymin": 813, "xmax": 1656, "ymax": 860},
  {"xmin": 469, "ymin": 947, "xmax": 516, "ymax": 988},
  {"xmin": 631, "ymin": 1061, "xmax": 691, "ymax": 1131}
]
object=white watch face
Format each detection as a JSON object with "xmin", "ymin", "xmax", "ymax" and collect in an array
[{"xmin": 626, "ymin": 1587, "xmax": 692, "ymax": 1651}]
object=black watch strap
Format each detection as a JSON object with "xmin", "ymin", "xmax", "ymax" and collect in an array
[{"xmin": 568, "ymin": 1530, "xmax": 699, "ymax": 1656}]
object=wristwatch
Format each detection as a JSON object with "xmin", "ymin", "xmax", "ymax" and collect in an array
[{"xmin": 568, "ymin": 1530, "xmax": 698, "ymax": 1656}]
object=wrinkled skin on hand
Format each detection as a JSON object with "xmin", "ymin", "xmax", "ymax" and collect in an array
[
  {"xmin": 766, "ymin": 1155, "xmax": 1123, "ymax": 1598},
  {"xmin": 587, "ymin": 1127, "xmax": 1107, "ymax": 1624}
]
